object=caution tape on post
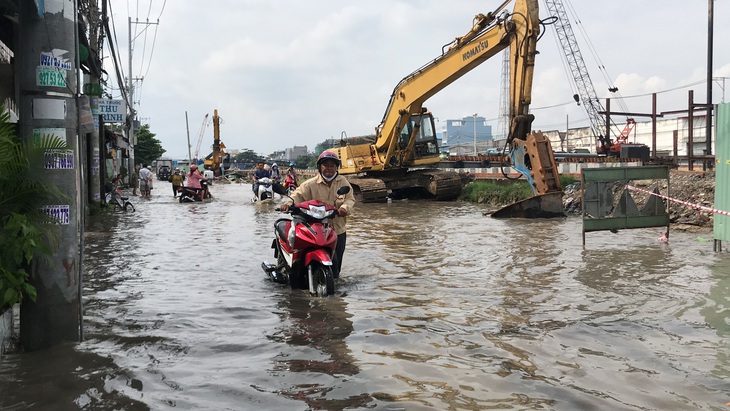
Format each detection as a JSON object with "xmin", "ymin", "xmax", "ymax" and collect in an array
[{"xmin": 626, "ymin": 185, "xmax": 730, "ymax": 216}]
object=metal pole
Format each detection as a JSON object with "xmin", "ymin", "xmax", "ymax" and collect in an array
[{"xmin": 705, "ymin": 0, "xmax": 714, "ymax": 164}]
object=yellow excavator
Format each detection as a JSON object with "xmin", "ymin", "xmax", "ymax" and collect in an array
[
  {"xmin": 203, "ymin": 109, "xmax": 230, "ymax": 176},
  {"xmin": 326, "ymin": 0, "xmax": 563, "ymax": 216}
]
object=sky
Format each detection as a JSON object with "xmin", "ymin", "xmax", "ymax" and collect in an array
[{"xmin": 104, "ymin": 0, "xmax": 730, "ymax": 160}]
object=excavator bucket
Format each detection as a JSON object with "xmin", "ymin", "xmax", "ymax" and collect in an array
[
  {"xmin": 490, "ymin": 192, "xmax": 565, "ymax": 219},
  {"xmin": 491, "ymin": 131, "xmax": 565, "ymax": 218}
]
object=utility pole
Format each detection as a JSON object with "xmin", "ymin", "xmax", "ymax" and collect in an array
[
  {"xmin": 18, "ymin": 0, "xmax": 83, "ymax": 350},
  {"xmin": 186, "ymin": 111, "xmax": 192, "ymax": 163},
  {"xmin": 86, "ymin": 0, "xmax": 103, "ymax": 204},
  {"xmin": 473, "ymin": 114, "xmax": 478, "ymax": 155},
  {"xmin": 127, "ymin": 17, "xmax": 135, "ymax": 171},
  {"xmin": 127, "ymin": 17, "xmax": 159, "ymax": 169},
  {"xmin": 705, "ymin": 0, "xmax": 714, "ymax": 169}
]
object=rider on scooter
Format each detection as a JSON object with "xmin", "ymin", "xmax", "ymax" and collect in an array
[
  {"xmin": 252, "ymin": 162, "xmax": 269, "ymax": 195},
  {"xmin": 285, "ymin": 162, "xmax": 298, "ymax": 188},
  {"xmin": 279, "ymin": 151, "xmax": 355, "ymax": 278},
  {"xmin": 270, "ymin": 163, "xmax": 287, "ymax": 196},
  {"xmin": 185, "ymin": 164, "xmax": 209, "ymax": 199}
]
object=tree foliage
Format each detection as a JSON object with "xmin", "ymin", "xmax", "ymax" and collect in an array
[
  {"xmin": 296, "ymin": 153, "xmax": 316, "ymax": 169},
  {"xmin": 0, "ymin": 108, "xmax": 69, "ymax": 310},
  {"xmin": 232, "ymin": 149, "xmax": 261, "ymax": 165},
  {"xmin": 134, "ymin": 124, "xmax": 166, "ymax": 166}
]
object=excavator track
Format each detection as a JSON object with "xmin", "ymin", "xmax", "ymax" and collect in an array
[
  {"xmin": 345, "ymin": 170, "xmax": 462, "ymax": 203},
  {"xmin": 345, "ymin": 177, "xmax": 389, "ymax": 203},
  {"xmin": 419, "ymin": 170, "xmax": 462, "ymax": 200}
]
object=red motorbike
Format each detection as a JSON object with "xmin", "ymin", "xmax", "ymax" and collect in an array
[
  {"xmin": 262, "ymin": 186, "xmax": 350, "ymax": 296},
  {"xmin": 282, "ymin": 173, "xmax": 298, "ymax": 195},
  {"xmin": 179, "ymin": 180, "xmax": 211, "ymax": 203}
]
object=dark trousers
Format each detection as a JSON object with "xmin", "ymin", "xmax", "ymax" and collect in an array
[
  {"xmin": 172, "ymin": 184, "xmax": 181, "ymax": 196},
  {"xmin": 333, "ymin": 232, "xmax": 346, "ymax": 278}
]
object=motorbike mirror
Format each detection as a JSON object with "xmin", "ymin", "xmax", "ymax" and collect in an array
[{"xmin": 337, "ymin": 186, "xmax": 351, "ymax": 196}]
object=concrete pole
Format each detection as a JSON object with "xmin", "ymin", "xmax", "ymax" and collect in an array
[
  {"xmin": 127, "ymin": 17, "xmax": 135, "ymax": 173},
  {"xmin": 17, "ymin": 0, "xmax": 83, "ymax": 350},
  {"xmin": 186, "ymin": 111, "xmax": 192, "ymax": 163},
  {"xmin": 87, "ymin": 0, "xmax": 102, "ymax": 204},
  {"xmin": 472, "ymin": 114, "xmax": 477, "ymax": 155}
]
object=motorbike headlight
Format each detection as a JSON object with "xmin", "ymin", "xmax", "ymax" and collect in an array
[{"xmin": 307, "ymin": 205, "xmax": 327, "ymax": 219}]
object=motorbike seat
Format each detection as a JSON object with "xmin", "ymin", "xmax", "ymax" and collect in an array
[{"xmin": 274, "ymin": 219, "xmax": 290, "ymax": 241}]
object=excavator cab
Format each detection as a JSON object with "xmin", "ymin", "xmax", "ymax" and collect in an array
[{"xmin": 396, "ymin": 112, "xmax": 440, "ymax": 160}]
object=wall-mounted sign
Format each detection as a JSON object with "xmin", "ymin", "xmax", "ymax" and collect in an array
[
  {"xmin": 44, "ymin": 149, "xmax": 74, "ymax": 170},
  {"xmin": 43, "ymin": 205, "xmax": 70, "ymax": 225},
  {"xmin": 32, "ymin": 98, "xmax": 66, "ymax": 120},
  {"xmin": 37, "ymin": 67, "xmax": 67, "ymax": 87},
  {"xmin": 33, "ymin": 127, "xmax": 66, "ymax": 144},
  {"xmin": 39, "ymin": 50, "xmax": 72, "ymax": 70},
  {"xmin": 97, "ymin": 99, "xmax": 126, "ymax": 123}
]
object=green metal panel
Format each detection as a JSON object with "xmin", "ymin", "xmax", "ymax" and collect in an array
[
  {"xmin": 582, "ymin": 166, "xmax": 669, "ymax": 182},
  {"xmin": 584, "ymin": 215, "xmax": 670, "ymax": 232},
  {"xmin": 581, "ymin": 166, "xmax": 670, "ymax": 243},
  {"xmin": 713, "ymin": 103, "xmax": 730, "ymax": 241}
]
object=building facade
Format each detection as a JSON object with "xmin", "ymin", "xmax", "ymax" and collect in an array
[{"xmin": 440, "ymin": 115, "xmax": 494, "ymax": 155}]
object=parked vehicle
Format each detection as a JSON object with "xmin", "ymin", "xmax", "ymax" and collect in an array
[
  {"xmin": 106, "ymin": 187, "xmax": 135, "ymax": 212},
  {"xmin": 157, "ymin": 165, "xmax": 171, "ymax": 181},
  {"xmin": 261, "ymin": 186, "xmax": 351, "ymax": 296}
]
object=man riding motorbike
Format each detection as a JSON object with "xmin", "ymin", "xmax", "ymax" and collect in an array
[
  {"xmin": 252, "ymin": 162, "xmax": 270, "ymax": 195},
  {"xmin": 279, "ymin": 151, "xmax": 355, "ymax": 278}
]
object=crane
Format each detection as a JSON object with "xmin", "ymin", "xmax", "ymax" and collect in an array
[
  {"xmin": 543, "ymin": 0, "xmax": 638, "ymax": 156},
  {"xmin": 193, "ymin": 113, "xmax": 209, "ymax": 164}
]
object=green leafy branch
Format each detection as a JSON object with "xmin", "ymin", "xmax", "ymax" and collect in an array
[{"xmin": 0, "ymin": 107, "xmax": 69, "ymax": 311}]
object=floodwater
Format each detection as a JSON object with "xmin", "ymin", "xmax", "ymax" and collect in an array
[{"xmin": 1, "ymin": 180, "xmax": 729, "ymax": 410}]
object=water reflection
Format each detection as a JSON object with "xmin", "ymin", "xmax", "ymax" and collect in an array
[
  {"xmin": 1, "ymin": 184, "xmax": 729, "ymax": 410},
  {"xmin": 266, "ymin": 292, "xmax": 373, "ymax": 409}
]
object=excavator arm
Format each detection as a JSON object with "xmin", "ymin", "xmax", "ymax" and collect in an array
[
  {"xmin": 336, "ymin": 0, "xmax": 540, "ymax": 175},
  {"xmin": 329, "ymin": 0, "xmax": 563, "ymax": 216}
]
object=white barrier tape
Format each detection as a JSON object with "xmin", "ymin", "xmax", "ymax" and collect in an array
[{"xmin": 626, "ymin": 185, "xmax": 730, "ymax": 216}]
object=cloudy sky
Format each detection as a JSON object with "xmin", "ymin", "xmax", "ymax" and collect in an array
[{"xmin": 105, "ymin": 0, "xmax": 730, "ymax": 159}]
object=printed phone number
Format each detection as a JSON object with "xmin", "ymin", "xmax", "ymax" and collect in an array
[
  {"xmin": 37, "ymin": 67, "xmax": 67, "ymax": 87},
  {"xmin": 43, "ymin": 205, "xmax": 70, "ymax": 225}
]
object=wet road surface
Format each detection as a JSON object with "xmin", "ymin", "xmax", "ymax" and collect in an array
[{"xmin": 1, "ymin": 180, "xmax": 729, "ymax": 410}]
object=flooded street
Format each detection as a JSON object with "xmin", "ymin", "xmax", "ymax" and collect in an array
[{"xmin": 2, "ymin": 181, "xmax": 730, "ymax": 410}]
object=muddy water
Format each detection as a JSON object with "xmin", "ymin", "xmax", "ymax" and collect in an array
[{"xmin": 1, "ymin": 181, "xmax": 729, "ymax": 410}]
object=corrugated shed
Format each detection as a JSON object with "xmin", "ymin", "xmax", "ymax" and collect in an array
[{"xmin": 713, "ymin": 103, "xmax": 730, "ymax": 241}]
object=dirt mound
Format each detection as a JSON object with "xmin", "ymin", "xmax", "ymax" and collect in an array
[{"xmin": 562, "ymin": 170, "xmax": 715, "ymax": 232}]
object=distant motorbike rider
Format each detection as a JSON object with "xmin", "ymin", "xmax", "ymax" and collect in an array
[
  {"xmin": 170, "ymin": 168, "xmax": 184, "ymax": 197},
  {"xmin": 270, "ymin": 163, "xmax": 287, "ymax": 196},
  {"xmin": 286, "ymin": 162, "xmax": 298, "ymax": 187},
  {"xmin": 185, "ymin": 164, "xmax": 209, "ymax": 198},
  {"xmin": 279, "ymin": 151, "xmax": 355, "ymax": 278},
  {"xmin": 252, "ymin": 162, "xmax": 270, "ymax": 195}
]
